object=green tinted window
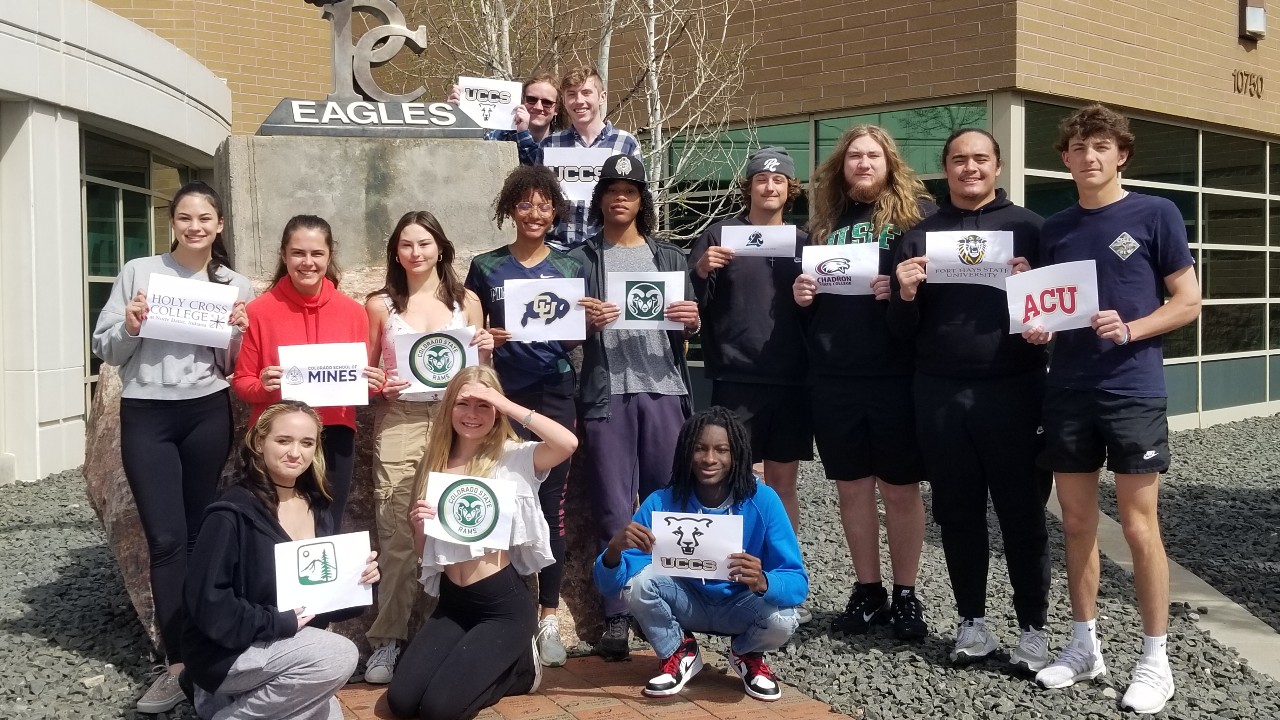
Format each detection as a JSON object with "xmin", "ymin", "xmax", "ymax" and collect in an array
[
  {"xmin": 815, "ymin": 102, "xmax": 987, "ymax": 176},
  {"xmin": 668, "ymin": 121, "xmax": 810, "ymax": 192}
]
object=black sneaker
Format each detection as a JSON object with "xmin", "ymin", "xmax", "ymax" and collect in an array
[
  {"xmin": 644, "ymin": 634, "xmax": 703, "ymax": 697},
  {"xmin": 890, "ymin": 591, "xmax": 928, "ymax": 640},
  {"xmin": 833, "ymin": 584, "xmax": 889, "ymax": 635},
  {"xmin": 596, "ymin": 613, "xmax": 632, "ymax": 660}
]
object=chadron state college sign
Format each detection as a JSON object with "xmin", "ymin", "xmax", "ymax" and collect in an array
[{"xmin": 259, "ymin": 0, "xmax": 485, "ymax": 138}]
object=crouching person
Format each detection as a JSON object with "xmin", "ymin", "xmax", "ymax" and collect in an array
[{"xmin": 593, "ymin": 407, "xmax": 808, "ymax": 701}]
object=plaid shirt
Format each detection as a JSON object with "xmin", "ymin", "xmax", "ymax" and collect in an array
[
  {"xmin": 538, "ymin": 121, "xmax": 642, "ymax": 252},
  {"xmin": 484, "ymin": 129, "xmax": 541, "ymax": 166}
]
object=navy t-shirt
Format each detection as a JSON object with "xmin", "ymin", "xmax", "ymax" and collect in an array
[
  {"xmin": 465, "ymin": 246, "xmax": 584, "ymax": 393},
  {"xmin": 1040, "ymin": 192, "xmax": 1195, "ymax": 397}
]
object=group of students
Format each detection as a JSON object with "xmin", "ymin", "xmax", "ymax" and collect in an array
[{"xmin": 91, "ymin": 78, "xmax": 1197, "ymax": 720}]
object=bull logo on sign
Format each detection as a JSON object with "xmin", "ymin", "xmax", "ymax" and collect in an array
[
  {"xmin": 664, "ymin": 516, "xmax": 713, "ymax": 556},
  {"xmin": 521, "ymin": 292, "xmax": 572, "ymax": 327}
]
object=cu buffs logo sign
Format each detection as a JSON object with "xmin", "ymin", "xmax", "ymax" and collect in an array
[
  {"xmin": 956, "ymin": 234, "xmax": 987, "ymax": 266},
  {"xmin": 521, "ymin": 292, "xmax": 572, "ymax": 327},
  {"xmin": 440, "ymin": 479, "xmax": 501, "ymax": 542},
  {"xmin": 624, "ymin": 281, "xmax": 665, "ymax": 321},
  {"xmin": 408, "ymin": 333, "xmax": 466, "ymax": 388}
]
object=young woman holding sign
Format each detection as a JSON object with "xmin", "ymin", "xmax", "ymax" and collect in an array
[
  {"xmin": 233, "ymin": 215, "xmax": 385, "ymax": 532},
  {"xmin": 183, "ymin": 400, "xmax": 380, "ymax": 720},
  {"xmin": 386, "ymin": 366, "xmax": 577, "ymax": 720},
  {"xmin": 465, "ymin": 165, "xmax": 583, "ymax": 666},
  {"xmin": 362, "ymin": 210, "xmax": 490, "ymax": 684},
  {"xmin": 593, "ymin": 407, "xmax": 808, "ymax": 702},
  {"xmin": 91, "ymin": 181, "xmax": 253, "ymax": 714}
]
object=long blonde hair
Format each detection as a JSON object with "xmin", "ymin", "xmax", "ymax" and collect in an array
[
  {"xmin": 809, "ymin": 125, "xmax": 931, "ymax": 244},
  {"xmin": 413, "ymin": 366, "xmax": 518, "ymax": 500},
  {"xmin": 240, "ymin": 400, "xmax": 331, "ymax": 512}
]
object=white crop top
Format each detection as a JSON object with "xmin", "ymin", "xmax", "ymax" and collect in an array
[{"xmin": 377, "ymin": 294, "xmax": 466, "ymax": 402}]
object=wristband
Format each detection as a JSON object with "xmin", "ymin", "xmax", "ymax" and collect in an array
[
  {"xmin": 689, "ymin": 316, "xmax": 702, "ymax": 336},
  {"xmin": 520, "ymin": 410, "xmax": 535, "ymax": 429},
  {"xmin": 1119, "ymin": 323, "xmax": 1131, "ymax": 346}
]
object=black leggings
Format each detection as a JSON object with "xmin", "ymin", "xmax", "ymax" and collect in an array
[
  {"xmin": 509, "ymin": 374, "xmax": 575, "ymax": 609},
  {"xmin": 119, "ymin": 390, "xmax": 233, "ymax": 664},
  {"xmin": 387, "ymin": 564, "xmax": 537, "ymax": 720},
  {"xmin": 321, "ymin": 425, "xmax": 356, "ymax": 531}
]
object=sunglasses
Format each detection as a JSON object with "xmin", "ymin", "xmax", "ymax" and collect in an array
[{"xmin": 524, "ymin": 95, "xmax": 556, "ymax": 109}]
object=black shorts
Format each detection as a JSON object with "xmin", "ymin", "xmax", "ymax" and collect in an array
[
  {"xmin": 711, "ymin": 381, "xmax": 814, "ymax": 464},
  {"xmin": 810, "ymin": 375, "xmax": 922, "ymax": 485},
  {"xmin": 1039, "ymin": 386, "xmax": 1171, "ymax": 474}
]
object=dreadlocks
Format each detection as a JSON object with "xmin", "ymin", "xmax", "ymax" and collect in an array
[{"xmin": 668, "ymin": 406, "xmax": 757, "ymax": 509}]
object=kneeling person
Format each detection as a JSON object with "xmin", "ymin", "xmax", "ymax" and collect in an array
[{"xmin": 594, "ymin": 407, "xmax": 809, "ymax": 702}]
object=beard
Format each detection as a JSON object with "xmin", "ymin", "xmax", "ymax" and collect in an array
[{"xmin": 848, "ymin": 177, "xmax": 886, "ymax": 203}]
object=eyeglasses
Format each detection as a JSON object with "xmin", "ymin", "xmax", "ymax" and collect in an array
[
  {"xmin": 515, "ymin": 202, "xmax": 554, "ymax": 213},
  {"xmin": 524, "ymin": 95, "xmax": 556, "ymax": 109}
]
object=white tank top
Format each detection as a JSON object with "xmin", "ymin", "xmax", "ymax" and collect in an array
[{"xmin": 378, "ymin": 294, "xmax": 466, "ymax": 402}]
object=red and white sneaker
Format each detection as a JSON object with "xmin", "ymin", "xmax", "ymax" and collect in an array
[
  {"xmin": 728, "ymin": 650, "xmax": 782, "ymax": 701},
  {"xmin": 644, "ymin": 634, "xmax": 703, "ymax": 697}
]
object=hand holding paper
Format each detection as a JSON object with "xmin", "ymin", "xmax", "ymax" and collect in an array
[
  {"xmin": 1005, "ymin": 260, "xmax": 1099, "ymax": 334},
  {"xmin": 274, "ymin": 531, "xmax": 374, "ymax": 616}
]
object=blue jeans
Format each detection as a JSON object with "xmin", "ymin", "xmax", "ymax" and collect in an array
[{"xmin": 623, "ymin": 563, "xmax": 798, "ymax": 659}]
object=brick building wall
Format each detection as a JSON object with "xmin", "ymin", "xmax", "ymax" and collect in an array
[{"xmin": 90, "ymin": 0, "xmax": 331, "ymax": 135}]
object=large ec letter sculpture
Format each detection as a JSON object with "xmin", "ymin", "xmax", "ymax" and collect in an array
[{"xmin": 322, "ymin": 0, "xmax": 428, "ymax": 103}]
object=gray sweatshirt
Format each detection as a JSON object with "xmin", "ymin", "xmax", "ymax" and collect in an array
[{"xmin": 92, "ymin": 254, "xmax": 255, "ymax": 400}]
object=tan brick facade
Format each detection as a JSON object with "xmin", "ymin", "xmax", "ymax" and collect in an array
[{"xmin": 90, "ymin": 0, "xmax": 331, "ymax": 135}]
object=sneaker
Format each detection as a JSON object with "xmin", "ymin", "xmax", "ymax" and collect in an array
[
  {"xmin": 1010, "ymin": 627, "xmax": 1051, "ymax": 673},
  {"xmin": 796, "ymin": 605, "xmax": 813, "ymax": 625},
  {"xmin": 832, "ymin": 584, "xmax": 889, "ymax": 634},
  {"xmin": 644, "ymin": 634, "xmax": 703, "ymax": 697},
  {"xmin": 728, "ymin": 650, "xmax": 782, "ymax": 702},
  {"xmin": 1035, "ymin": 637, "xmax": 1107, "ymax": 689},
  {"xmin": 136, "ymin": 668, "xmax": 185, "ymax": 714},
  {"xmin": 1120, "ymin": 655, "xmax": 1174, "ymax": 714},
  {"xmin": 949, "ymin": 618, "xmax": 998, "ymax": 664},
  {"xmin": 536, "ymin": 616, "xmax": 568, "ymax": 667},
  {"xmin": 363, "ymin": 640, "xmax": 400, "ymax": 685},
  {"xmin": 596, "ymin": 614, "xmax": 631, "ymax": 660},
  {"xmin": 890, "ymin": 591, "xmax": 928, "ymax": 641},
  {"xmin": 527, "ymin": 635, "xmax": 545, "ymax": 694}
]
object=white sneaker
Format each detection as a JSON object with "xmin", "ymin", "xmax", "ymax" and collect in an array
[
  {"xmin": 1121, "ymin": 655, "xmax": 1174, "ymax": 714},
  {"xmin": 364, "ymin": 640, "xmax": 400, "ymax": 685},
  {"xmin": 536, "ymin": 616, "xmax": 568, "ymax": 667},
  {"xmin": 1035, "ymin": 637, "xmax": 1106, "ymax": 689},
  {"xmin": 1011, "ymin": 627, "xmax": 1051, "ymax": 673},
  {"xmin": 948, "ymin": 618, "xmax": 999, "ymax": 664}
]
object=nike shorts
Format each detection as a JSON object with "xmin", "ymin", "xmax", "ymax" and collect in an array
[
  {"xmin": 712, "ymin": 381, "xmax": 814, "ymax": 464},
  {"xmin": 1038, "ymin": 386, "xmax": 1170, "ymax": 475},
  {"xmin": 811, "ymin": 375, "xmax": 922, "ymax": 485}
]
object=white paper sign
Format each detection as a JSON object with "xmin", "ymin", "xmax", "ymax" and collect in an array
[
  {"xmin": 455, "ymin": 76, "xmax": 523, "ymax": 131},
  {"xmin": 542, "ymin": 147, "xmax": 614, "ymax": 203},
  {"xmin": 605, "ymin": 271, "xmax": 685, "ymax": 331},
  {"xmin": 925, "ymin": 230, "xmax": 1014, "ymax": 289},
  {"xmin": 138, "ymin": 274, "xmax": 240, "ymax": 348},
  {"xmin": 720, "ymin": 225, "xmax": 798, "ymax": 258},
  {"xmin": 503, "ymin": 278, "xmax": 587, "ymax": 343},
  {"xmin": 650, "ymin": 512, "xmax": 744, "ymax": 582},
  {"xmin": 1005, "ymin": 260, "xmax": 1100, "ymax": 333},
  {"xmin": 801, "ymin": 244, "xmax": 880, "ymax": 295},
  {"xmin": 392, "ymin": 327, "xmax": 480, "ymax": 402},
  {"xmin": 422, "ymin": 472, "xmax": 519, "ymax": 551},
  {"xmin": 278, "ymin": 342, "xmax": 369, "ymax": 407},
  {"xmin": 274, "ymin": 531, "xmax": 372, "ymax": 616}
]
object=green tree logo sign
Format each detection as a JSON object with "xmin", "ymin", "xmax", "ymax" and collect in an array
[{"xmin": 297, "ymin": 541, "xmax": 338, "ymax": 585}]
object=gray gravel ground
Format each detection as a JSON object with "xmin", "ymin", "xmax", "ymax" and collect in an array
[{"xmin": 3, "ymin": 417, "xmax": 1280, "ymax": 719}]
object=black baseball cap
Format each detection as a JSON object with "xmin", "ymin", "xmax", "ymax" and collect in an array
[{"xmin": 599, "ymin": 154, "xmax": 647, "ymax": 188}]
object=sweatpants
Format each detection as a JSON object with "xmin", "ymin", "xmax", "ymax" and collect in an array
[
  {"xmin": 508, "ymin": 372, "xmax": 575, "ymax": 609},
  {"xmin": 120, "ymin": 389, "xmax": 233, "ymax": 664},
  {"xmin": 914, "ymin": 370, "xmax": 1052, "ymax": 628},
  {"xmin": 387, "ymin": 564, "xmax": 538, "ymax": 720},
  {"xmin": 194, "ymin": 626, "xmax": 357, "ymax": 720},
  {"xmin": 367, "ymin": 399, "xmax": 438, "ymax": 644},
  {"xmin": 582, "ymin": 392, "xmax": 687, "ymax": 617},
  {"xmin": 321, "ymin": 425, "xmax": 356, "ymax": 531}
]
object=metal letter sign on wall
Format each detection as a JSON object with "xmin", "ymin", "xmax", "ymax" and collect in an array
[{"xmin": 258, "ymin": 0, "xmax": 485, "ymax": 137}]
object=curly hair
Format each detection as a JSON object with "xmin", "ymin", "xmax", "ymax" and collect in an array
[
  {"xmin": 736, "ymin": 175, "xmax": 804, "ymax": 212},
  {"xmin": 1053, "ymin": 104, "xmax": 1135, "ymax": 169},
  {"xmin": 272, "ymin": 215, "xmax": 343, "ymax": 288},
  {"xmin": 668, "ymin": 406, "xmax": 757, "ymax": 510},
  {"xmin": 238, "ymin": 400, "xmax": 331, "ymax": 514},
  {"xmin": 492, "ymin": 165, "xmax": 569, "ymax": 228},
  {"xmin": 169, "ymin": 181, "xmax": 234, "ymax": 285},
  {"xmin": 809, "ymin": 125, "xmax": 931, "ymax": 244},
  {"xmin": 587, "ymin": 179, "xmax": 657, "ymax": 238}
]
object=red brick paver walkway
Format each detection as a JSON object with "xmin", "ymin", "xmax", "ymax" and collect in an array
[{"xmin": 337, "ymin": 651, "xmax": 857, "ymax": 720}]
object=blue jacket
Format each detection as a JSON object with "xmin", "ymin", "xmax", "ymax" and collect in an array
[{"xmin": 593, "ymin": 481, "xmax": 809, "ymax": 608}]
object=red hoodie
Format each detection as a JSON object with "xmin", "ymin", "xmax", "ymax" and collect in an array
[{"xmin": 233, "ymin": 277, "xmax": 369, "ymax": 429}]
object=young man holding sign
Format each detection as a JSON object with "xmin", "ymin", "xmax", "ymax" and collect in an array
[
  {"xmin": 595, "ymin": 408, "xmax": 807, "ymax": 701},
  {"xmin": 572, "ymin": 154, "xmax": 700, "ymax": 659},
  {"xmin": 1024, "ymin": 105, "xmax": 1200, "ymax": 714},
  {"xmin": 447, "ymin": 74, "xmax": 560, "ymax": 166},
  {"xmin": 888, "ymin": 129, "xmax": 1054, "ymax": 671},
  {"xmin": 793, "ymin": 126, "xmax": 936, "ymax": 641}
]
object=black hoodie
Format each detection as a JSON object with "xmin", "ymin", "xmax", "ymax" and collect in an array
[
  {"xmin": 886, "ymin": 189, "xmax": 1048, "ymax": 378},
  {"xmin": 182, "ymin": 485, "xmax": 363, "ymax": 693}
]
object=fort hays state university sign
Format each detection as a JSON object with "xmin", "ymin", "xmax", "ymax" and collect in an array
[{"xmin": 259, "ymin": 0, "xmax": 485, "ymax": 138}]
